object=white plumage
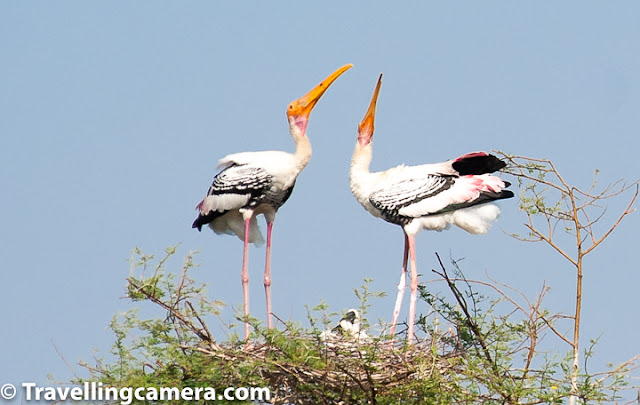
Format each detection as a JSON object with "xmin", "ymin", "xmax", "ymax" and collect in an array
[
  {"xmin": 350, "ymin": 74, "xmax": 513, "ymax": 343},
  {"xmin": 321, "ymin": 309, "xmax": 371, "ymax": 344},
  {"xmin": 196, "ymin": 151, "xmax": 303, "ymax": 245},
  {"xmin": 193, "ymin": 64, "xmax": 353, "ymax": 340},
  {"xmin": 351, "ymin": 159, "xmax": 511, "ymax": 234},
  {"xmin": 209, "ymin": 209, "xmax": 265, "ymax": 246}
]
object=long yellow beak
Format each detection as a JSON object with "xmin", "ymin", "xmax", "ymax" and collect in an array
[
  {"xmin": 287, "ymin": 64, "xmax": 353, "ymax": 130},
  {"xmin": 358, "ymin": 73, "xmax": 382, "ymax": 147}
]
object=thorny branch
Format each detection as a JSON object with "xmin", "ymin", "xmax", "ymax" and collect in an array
[
  {"xmin": 494, "ymin": 151, "xmax": 639, "ymax": 405},
  {"xmin": 81, "ymin": 241, "xmax": 640, "ymax": 404},
  {"xmin": 495, "ymin": 151, "xmax": 638, "ymax": 263},
  {"xmin": 432, "ymin": 253, "xmax": 518, "ymax": 403},
  {"xmin": 128, "ymin": 276, "xmax": 218, "ymax": 348}
]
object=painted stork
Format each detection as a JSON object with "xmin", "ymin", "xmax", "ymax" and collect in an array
[
  {"xmin": 332, "ymin": 309, "xmax": 362, "ymax": 338},
  {"xmin": 321, "ymin": 309, "xmax": 371, "ymax": 343},
  {"xmin": 349, "ymin": 74, "xmax": 513, "ymax": 343},
  {"xmin": 193, "ymin": 64, "xmax": 353, "ymax": 340}
]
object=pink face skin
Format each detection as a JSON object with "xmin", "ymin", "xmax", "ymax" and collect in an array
[
  {"xmin": 357, "ymin": 131, "xmax": 371, "ymax": 148},
  {"xmin": 289, "ymin": 113, "xmax": 309, "ymax": 135}
]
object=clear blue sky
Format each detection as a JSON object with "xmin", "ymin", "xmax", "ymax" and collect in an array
[{"xmin": 2, "ymin": 2, "xmax": 639, "ymax": 401}]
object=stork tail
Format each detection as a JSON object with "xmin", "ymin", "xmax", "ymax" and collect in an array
[{"xmin": 452, "ymin": 153, "xmax": 507, "ymax": 175}]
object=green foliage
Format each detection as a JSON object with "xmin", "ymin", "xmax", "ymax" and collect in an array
[
  {"xmin": 79, "ymin": 246, "xmax": 636, "ymax": 404},
  {"xmin": 74, "ymin": 155, "xmax": 640, "ymax": 403},
  {"xmin": 353, "ymin": 278, "xmax": 386, "ymax": 330},
  {"xmin": 495, "ymin": 152, "xmax": 639, "ymax": 405}
]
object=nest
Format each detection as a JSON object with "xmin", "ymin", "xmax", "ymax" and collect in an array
[{"xmin": 185, "ymin": 334, "xmax": 465, "ymax": 405}]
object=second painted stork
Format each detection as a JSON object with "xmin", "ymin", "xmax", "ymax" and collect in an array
[
  {"xmin": 193, "ymin": 64, "xmax": 353, "ymax": 340},
  {"xmin": 349, "ymin": 74, "xmax": 513, "ymax": 343}
]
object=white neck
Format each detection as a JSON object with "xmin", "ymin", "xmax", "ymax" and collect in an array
[
  {"xmin": 350, "ymin": 142, "xmax": 373, "ymax": 179},
  {"xmin": 349, "ymin": 142, "xmax": 378, "ymax": 205},
  {"xmin": 289, "ymin": 119, "xmax": 312, "ymax": 173}
]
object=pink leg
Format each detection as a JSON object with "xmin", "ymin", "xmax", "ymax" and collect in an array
[
  {"xmin": 407, "ymin": 234, "xmax": 418, "ymax": 344},
  {"xmin": 264, "ymin": 221, "xmax": 274, "ymax": 329},
  {"xmin": 241, "ymin": 218, "xmax": 251, "ymax": 341},
  {"xmin": 389, "ymin": 233, "xmax": 409, "ymax": 337}
]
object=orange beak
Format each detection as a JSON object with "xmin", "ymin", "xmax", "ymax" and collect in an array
[
  {"xmin": 287, "ymin": 64, "xmax": 353, "ymax": 133},
  {"xmin": 358, "ymin": 73, "xmax": 382, "ymax": 147}
]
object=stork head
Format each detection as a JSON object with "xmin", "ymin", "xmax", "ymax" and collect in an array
[
  {"xmin": 287, "ymin": 64, "xmax": 353, "ymax": 136},
  {"xmin": 357, "ymin": 73, "xmax": 382, "ymax": 148},
  {"xmin": 344, "ymin": 309, "xmax": 359, "ymax": 325},
  {"xmin": 332, "ymin": 308, "xmax": 361, "ymax": 337}
]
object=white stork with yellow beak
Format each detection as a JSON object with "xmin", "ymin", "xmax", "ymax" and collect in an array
[
  {"xmin": 193, "ymin": 64, "xmax": 353, "ymax": 340},
  {"xmin": 349, "ymin": 74, "xmax": 513, "ymax": 343}
]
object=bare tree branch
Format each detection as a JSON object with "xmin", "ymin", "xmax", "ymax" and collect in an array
[{"xmin": 583, "ymin": 183, "xmax": 639, "ymax": 256}]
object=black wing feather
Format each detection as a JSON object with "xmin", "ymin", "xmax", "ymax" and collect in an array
[
  {"xmin": 192, "ymin": 164, "xmax": 273, "ymax": 230},
  {"xmin": 451, "ymin": 154, "xmax": 506, "ymax": 175},
  {"xmin": 207, "ymin": 165, "xmax": 272, "ymax": 196},
  {"xmin": 369, "ymin": 175, "xmax": 454, "ymax": 224}
]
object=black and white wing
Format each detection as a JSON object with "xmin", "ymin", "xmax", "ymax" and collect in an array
[
  {"xmin": 369, "ymin": 175, "xmax": 455, "ymax": 223},
  {"xmin": 192, "ymin": 164, "xmax": 273, "ymax": 231}
]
